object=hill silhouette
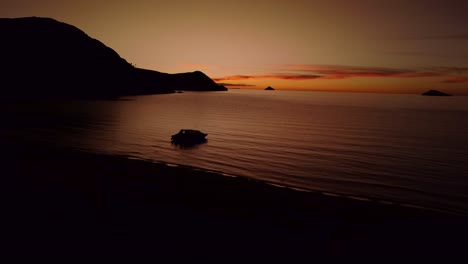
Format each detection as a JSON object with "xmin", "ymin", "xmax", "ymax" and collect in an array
[
  {"xmin": 265, "ymin": 86, "xmax": 275, "ymax": 90},
  {"xmin": 0, "ymin": 17, "xmax": 225, "ymax": 100}
]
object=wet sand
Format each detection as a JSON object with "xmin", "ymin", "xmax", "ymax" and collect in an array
[{"xmin": 0, "ymin": 142, "xmax": 467, "ymax": 256}]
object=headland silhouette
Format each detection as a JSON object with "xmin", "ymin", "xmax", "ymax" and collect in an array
[{"xmin": 0, "ymin": 17, "xmax": 226, "ymax": 101}]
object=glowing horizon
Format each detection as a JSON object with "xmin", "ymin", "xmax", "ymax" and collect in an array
[
  {"xmin": 1, "ymin": 0, "xmax": 467, "ymax": 94},
  {"xmin": 212, "ymin": 64, "xmax": 468, "ymax": 94}
]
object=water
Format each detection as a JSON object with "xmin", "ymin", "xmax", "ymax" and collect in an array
[{"xmin": 2, "ymin": 90, "xmax": 468, "ymax": 214}]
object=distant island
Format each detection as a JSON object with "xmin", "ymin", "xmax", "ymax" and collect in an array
[
  {"xmin": 265, "ymin": 86, "xmax": 275, "ymax": 90},
  {"xmin": 422, "ymin": 90, "xmax": 452, "ymax": 96},
  {"xmin": 0, "ymin": 17, "xmax": 226, "ymax": 101}
]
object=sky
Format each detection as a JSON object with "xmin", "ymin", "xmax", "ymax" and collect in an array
[{"xmin": 1, "ymin": 0, "xmax": 468, "ymax": 94}]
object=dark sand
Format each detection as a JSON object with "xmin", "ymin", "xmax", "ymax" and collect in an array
[{"xmin": 1, "ymin": 142, "xmax": 467, "ymax": 256}]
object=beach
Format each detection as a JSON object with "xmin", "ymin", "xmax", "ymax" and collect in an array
[{"xmin": 1, "ymin": 142, "xmax": 466, "ymax": 256}]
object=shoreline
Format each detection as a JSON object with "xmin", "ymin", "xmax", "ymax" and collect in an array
[
  {"xmin": 1, "ymin": 142, "xmax": 467, "ymax": 255},
  {"xmin": 116, "ymin": 153, "xmax": 459, "ymax": 216}
]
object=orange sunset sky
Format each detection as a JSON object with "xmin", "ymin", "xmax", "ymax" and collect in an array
[{"xmin": 1, "ymin": 0, "xmax": 468, "ymax": 94}]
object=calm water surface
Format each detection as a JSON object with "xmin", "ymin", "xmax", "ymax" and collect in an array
[{"xmin": 3, "ymin": 90, "xmax": 468, "ymax": 214}]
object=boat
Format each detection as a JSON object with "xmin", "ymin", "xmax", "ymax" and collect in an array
[{"xmin": 171, "ymin": 129, "xmax": 207, "ymax": 144}]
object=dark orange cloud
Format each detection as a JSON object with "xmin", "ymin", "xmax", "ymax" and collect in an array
[
  {"xmin": 214, "ymin": 65, "xmax": 468, "ymax": 84},
  {"xmin": 213, "ymin": 74, "xmax": 321, "ymax": 82},
  {"xmin": 442, "ymin": 76, "xmax": 468, "ymax": 84},
  {"xmin": 279, "ymin": 64, "xmax": 443, "ymax": 79},
  {"xmin": 425, "ymin": 67, "xmax": 468, "ymax": 75}
]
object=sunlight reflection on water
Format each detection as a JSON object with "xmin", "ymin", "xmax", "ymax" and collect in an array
[{"xmin": 2, "ymin": 90, "xmax": 468, "ymax": 213}]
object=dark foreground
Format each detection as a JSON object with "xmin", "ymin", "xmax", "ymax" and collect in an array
[{"xmin": 1, "ymin": 142, "xmax": 467, "ymax": 256}]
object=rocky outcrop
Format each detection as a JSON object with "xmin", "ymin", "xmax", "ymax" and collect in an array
[
  {"xmin": 265, "ymin": 86, "xmax": 275, "ymax": 90},
  {"xmin": 0, "ymin": 17, "xmax": 225, "ymax": 100},
  {"xmin": 422, "ymin": 90, "xmax": 452, "ymax": 96}
]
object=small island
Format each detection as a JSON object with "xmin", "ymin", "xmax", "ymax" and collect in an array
[
  {"xmin": 422, "ymin": 90, "xmax": 452, "ymax": 96},
  {"xmin": 265, "ymin": 86, "xmax": 275, "ymax": 90}
]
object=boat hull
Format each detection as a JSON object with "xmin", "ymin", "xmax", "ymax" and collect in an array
[{"xmin": 171, "ymin": 131, "xmax": 207, "ymax": 145}]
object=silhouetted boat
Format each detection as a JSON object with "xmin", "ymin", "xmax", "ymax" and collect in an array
[{"xmin": 171, "ymin": 129, "xmax": 207, "ymax": 144}]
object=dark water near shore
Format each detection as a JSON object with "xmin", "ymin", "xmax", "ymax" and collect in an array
[{"xmin": 2, "ymin": 90, "xmax": 468, "ymax": 214}]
